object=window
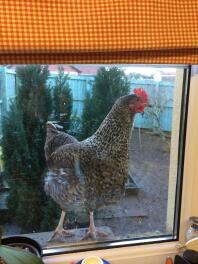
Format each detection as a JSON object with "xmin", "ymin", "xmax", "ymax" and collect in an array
[{"xmin": 0, "ymin": 64, "xmax": 191, "ymax": 259}]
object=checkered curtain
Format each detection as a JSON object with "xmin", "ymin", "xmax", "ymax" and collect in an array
[{"xmin": 0, "ymin": 0, "xmax": 198, "ymax": 63}]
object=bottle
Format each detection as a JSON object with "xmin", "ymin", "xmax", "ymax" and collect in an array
[
  {"xmin": 165, "ymin": 256, "xmax": 173, "ymax": 264},
  {"xmin": 186, "ymin": 216, "xmax": 198, "ymax": 241}
]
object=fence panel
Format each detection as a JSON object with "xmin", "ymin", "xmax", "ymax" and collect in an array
[
  {"xmin": 131, "ymin": 80, "xmax": 174, "ymax": 132},
  {"xmin": 48, "ymin": 74, "xmax": 94, "ymax": 117},
  {"xmin": 5, "ymin": 71, "xmax": 16, "ymax": 111}
]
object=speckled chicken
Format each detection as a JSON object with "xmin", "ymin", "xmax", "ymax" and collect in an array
[{"xmin": 46, "ymin": 89, "xmax": 148, "ymax": 240}]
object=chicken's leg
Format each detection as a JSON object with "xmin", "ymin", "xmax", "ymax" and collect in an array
[
  {"xmin": 83, "ymin": 211, "xmax": 110, "ymax": 240},
  {"xmin": 48, "ymin": 211, "xmax": 74, "ymax": 242}
]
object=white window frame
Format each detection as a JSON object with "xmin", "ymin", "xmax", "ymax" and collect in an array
[{"xmin": 43, "ymin": 69, "xmax": 198, "ymax": 264}]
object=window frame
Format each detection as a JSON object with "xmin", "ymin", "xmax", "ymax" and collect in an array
[{"xmin": 40, "ymin": 65, "xmax": 196, "ymax": 263}]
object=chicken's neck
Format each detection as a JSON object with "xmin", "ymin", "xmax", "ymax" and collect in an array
[{"xmin": 88, "ymin": 107, "xmax": 135, "ymax": 156}]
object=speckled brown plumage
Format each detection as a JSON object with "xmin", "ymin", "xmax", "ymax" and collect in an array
[
  {"xmin": 44, "ymin": 123, "xmax": 85, "ymax": 212},
  {"xmin": 47, "ymin": 94, "xmax": 139, "ymax": 212}
]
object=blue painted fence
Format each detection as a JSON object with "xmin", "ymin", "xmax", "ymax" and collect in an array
[
  {"xmin": 0, "ymin": 67, "xmax": 174, "ymax": 132},
  {"xmin": 131, "ymin": 80, "xmax": 174, "ymax": 132},
  {"xmin": 48, "ymin": 74, "xmax": 94, "ymax": 117}
]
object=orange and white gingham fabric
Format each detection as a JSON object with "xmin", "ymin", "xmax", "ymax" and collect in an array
[{"xmin": 0, "ymin": 0, "xmax": 198, "ymax": 64}]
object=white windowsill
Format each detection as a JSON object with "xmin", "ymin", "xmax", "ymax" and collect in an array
[{"xmin": 43, "ymin": 241, "xmax": 178, "ymax": 264}]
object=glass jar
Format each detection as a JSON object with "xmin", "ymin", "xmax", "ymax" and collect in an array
[{"xmin": 186, "ymin": 216, "xmax": 198, "ymax": 241}]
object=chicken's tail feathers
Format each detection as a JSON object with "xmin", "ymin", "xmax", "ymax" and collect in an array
[
  {"xmin": 46, "ymin": 121, "xmax": 63, "ymax": 139},
  {"xmin": 46, "ymin": 121, "xmax": 64, "ymax": 130}
]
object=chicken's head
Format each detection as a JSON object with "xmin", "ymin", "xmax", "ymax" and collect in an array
[
  {"xmin": 111, "ymin": 89, "xmax": 148, "ymax": 119},
  {"xmin": 129, "ymin": 88, "xmax": 148, "ymax": 113}
]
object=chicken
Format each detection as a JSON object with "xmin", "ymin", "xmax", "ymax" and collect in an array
[{"xmin": 46, "ymin": 89, "xmax": 148, "ymax": 240}]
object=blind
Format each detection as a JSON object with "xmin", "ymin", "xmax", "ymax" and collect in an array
[{"xmin": 0, "ymin": 0, "xmax": 198, "ymax": 63}]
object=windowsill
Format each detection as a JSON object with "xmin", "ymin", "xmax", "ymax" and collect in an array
[{"xmin": 43, "ymin": 241, "xmax": 179, "ymax": 264}]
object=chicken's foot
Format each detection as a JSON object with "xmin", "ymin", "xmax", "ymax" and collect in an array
[
  {"xmin": 82, "ymin": 211, "xmax": 110, "ymax": 240},
  {"xmin": 48, "ymin": 227, "xmax": 74, "ymax": 242},
  {"xmin": 48, "ymin": 211, "xmax": 74, "ymax": 242}
]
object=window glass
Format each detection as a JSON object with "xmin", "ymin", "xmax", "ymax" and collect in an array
[{"xmin": 0, "ymin": 65, "xmax": 189, "ymax": 253}]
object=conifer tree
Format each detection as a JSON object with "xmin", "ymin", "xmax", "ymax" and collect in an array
[
  {"xmin": 53, "ymin": 66, "xmax": 73, "ymax": 131},
  {"xmin": 81, "ymin": 67, "xmax": 130, "ymax": 138},
  {"xmin": 40, "ymin": 199, "xmax": 61, "ymax": 232},
  {"xmin": 2, "ymin": 103, "xmax": 30, "ymax": 218},
  {"xmin": 2, "ymin": 65, "xmax": 52, "ymax": 232}
]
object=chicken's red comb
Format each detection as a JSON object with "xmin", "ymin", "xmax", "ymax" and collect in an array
[{"xmin": 133, "ymin": 88, "xmax": 148, "ymax": 103}]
